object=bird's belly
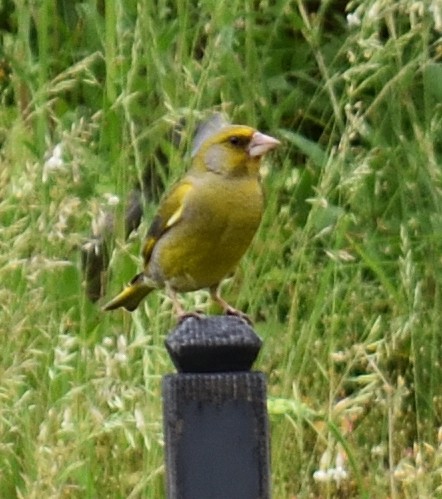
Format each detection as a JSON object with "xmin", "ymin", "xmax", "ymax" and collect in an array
[{"xmin": 149, "ymin": 182, "xmax": 263, "ymax": 291}]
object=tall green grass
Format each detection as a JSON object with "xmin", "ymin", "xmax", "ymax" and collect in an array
[{"xmin": 1, "ymin": 0, "xmax": 442, "ymax": 497}]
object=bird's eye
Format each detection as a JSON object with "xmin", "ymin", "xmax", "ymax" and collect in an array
[{"xmin": 229, "ymin": 136, "xmax": 241, "ymax": 146}]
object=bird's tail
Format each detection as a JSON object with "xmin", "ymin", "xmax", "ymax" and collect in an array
[{"xmin": 103, "ymin": 273, "xmax": 155, "ymax": 312}]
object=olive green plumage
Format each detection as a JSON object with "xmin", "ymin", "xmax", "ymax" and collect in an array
[{"xmin": 104, "ymin": 118, "xmax": 280, "ymax": 319}]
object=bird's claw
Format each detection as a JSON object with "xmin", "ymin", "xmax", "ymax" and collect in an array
[
  {"xmin": 177, "ymin": 310, "xmax": 205, "ymax": 323},
  {"xmin": 225, "ymin": 308, "xmax": 253, "ymax": 325}
]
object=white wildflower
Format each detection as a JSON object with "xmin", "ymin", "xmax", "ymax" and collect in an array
[
  {"xmin": 313, "ymin": 469, "xmax": 329, "ymax": 482},
  {"xmin": 332, "ymin": 466, "xmax": 349, "ymax": 483},
  {"xmin": 102, "ymin": 336, "xmax": 114, "ymax": 348},
  {"xmin": 347, "ymin": 13, "xmax": 361, "ymax": 28},
  {"xmin": 43, "ymin": 143, "xmax": 65, "ymax": 182},
  {"xmin": 104, "ymin": 192, "xmax": 120, "ymax": 206},
  {"xmin": 314, "ymin": 447, "xmax": 349, "ymax": 485}
]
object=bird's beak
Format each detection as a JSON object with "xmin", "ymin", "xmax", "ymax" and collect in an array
[{"xmin": 248, "ymin": 131, "xmax": 281, "ymax": 157}]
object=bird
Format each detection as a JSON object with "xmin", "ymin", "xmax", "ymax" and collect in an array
[{"xmin": 103, "ymin": 114, "xmax": 280, "ymax": 320}]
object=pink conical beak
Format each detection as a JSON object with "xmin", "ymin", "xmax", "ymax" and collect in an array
[{"xmin": 248, "ymin": 131, "xmax": 280, "ymax": 157}]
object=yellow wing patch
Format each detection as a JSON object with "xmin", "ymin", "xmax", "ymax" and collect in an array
[{"xmin": 165, "ymin": 202, "xmax": 184, "ymax": 229}]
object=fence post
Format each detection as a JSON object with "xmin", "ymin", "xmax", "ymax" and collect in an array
[{"xmin": 162, "ymin": 315, "xmax": 271, "ymax": 499}]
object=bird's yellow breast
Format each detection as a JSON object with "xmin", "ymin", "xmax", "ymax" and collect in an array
[{"xmin": 148, "ymin": 172, "xmax": 263, "ymax": 291}]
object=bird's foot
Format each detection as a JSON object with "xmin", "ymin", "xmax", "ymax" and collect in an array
[
  {"xmin": 209, "ymin": 287, "xmax": 252, "ymax": 325},
  {"xmin": 225, "ymin": 307, "xmax": 253, "ymax": 325},
  {"xmin": 177, "ymin": 310, "xmax": 205, "ymax": 323}
]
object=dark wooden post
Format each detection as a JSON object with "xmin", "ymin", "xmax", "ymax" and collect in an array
[{"xmin": 163, "ymin": 316, "xmax": 270, "ymax": 499}]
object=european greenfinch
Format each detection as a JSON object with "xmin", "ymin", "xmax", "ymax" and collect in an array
[{"xmin": 103, "ymin": 115, "xmax": 280, "ymax": 320}]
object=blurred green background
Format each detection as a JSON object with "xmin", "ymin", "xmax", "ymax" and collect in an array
[{"xmin": 1, "ymin": 0, "xmax": 442, "ymax": 497}]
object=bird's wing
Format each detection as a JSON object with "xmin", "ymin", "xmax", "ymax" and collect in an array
[{"xmin": 142, "ymin": 180, "xmax": 193, "ymax": 265}]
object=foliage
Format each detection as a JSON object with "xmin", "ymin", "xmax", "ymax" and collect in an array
[{"xmin": 1, "ymin": 0, "xmax": 442, "ymax": 497}]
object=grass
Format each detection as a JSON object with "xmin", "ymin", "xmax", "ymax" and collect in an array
[{"xmin": 2, "ymin": 0, "xmax": 442, "ymax": 497}]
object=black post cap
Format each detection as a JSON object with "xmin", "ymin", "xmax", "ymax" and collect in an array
[{"xmin": 165, "ymin": 316, "xmax": 262, "ymax": 373}]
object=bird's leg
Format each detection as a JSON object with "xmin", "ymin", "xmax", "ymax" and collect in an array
[
  {"xmin": 209, "ymin": 286, "xmax": 252, "ymax": 324},
  {"xmin": 166, "ymin": 284, "xmax": 184, "ymax": 316},
  {"xmin": 166, "ymin": 283, "xmax": 204, "ymax": 322}
]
